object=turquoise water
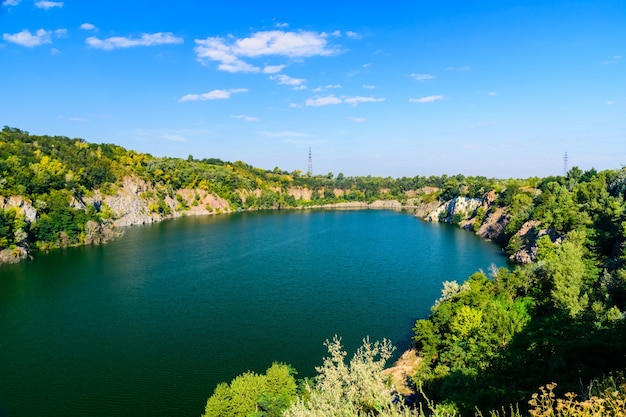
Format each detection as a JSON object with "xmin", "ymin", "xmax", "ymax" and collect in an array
[{"xmin": 0, "ymin": 209, "xmax": 507, "ymax": 417}]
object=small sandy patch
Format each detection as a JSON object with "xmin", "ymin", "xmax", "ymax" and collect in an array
[{"xmin": 382, "ymin": 349, "xmax": 421, "ymax": 396}]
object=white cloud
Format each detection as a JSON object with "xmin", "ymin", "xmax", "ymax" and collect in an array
[
  {"xmin": 346, "ymin": 31, "xmax": 362, "ymax": 39},
  {"xmin": 362, "ymin": 85, "xmax": 376, "ymax": 90},
  {"xmin": 86, "ymin": 32, "xmax": 183, "ymax": 50},
  {"xmin": 348, "ymin": 117, "xmax": 366, "ymax": 123},
  {"xmin": 2, "ymin": 0, "xmax": 21, "ymax": 6},
  {"xmin": 362, "ymin": 62, "xmax": 372, "ymax": 68},
  {"xmin": 445, "ymin": 66, "xmax": 472, "ymax": 72},
  {"xmin": 312, "ymin": 84, "xmax": 341, "ymax": 92},
  {"xmin": 606, "ymin": 100, "xmax": 614, "ymax": 106},
  {"xmin": 305, "ymin": 95, "xmax": 343, "ymax": 107},
  {"xmin": 35, "ymin": 1, "xmax": 63, "ymax": 9},
  {"xmin": 410, "ymin": 73, "xmax": 434, "ymax": 81},
  {"xmin": 275, "ymin": 22, "xmax": 289, "ymax": 28},
  {"xmin": 194, "ymin": 30, "xmax": 338, "ymax": 73},
  {"xmin": 80, "ymin": 23, "xmax": 97, "ymax": 31},
  {"xmin": 305, "ymin": 95, "xmax": 385, "ymax": 107},
  {"xmin": 409, "ymin": 95, "xmax": 444, "ymax": 103},
  {"xmin": 231, "ymin": 115, "xmax": 260, "ymax": 122},
  {"xmin": 263, "ymin": 64, "xmax": 286, "ymax": 74},
  {"xmin": 260, "ymin": 130, "xmax": 308, "ymax": 137},
  {"xmin": 270, "ymin": 73, "xmax": 306, "ymax": 87},
  {"xmin": 488, "ymin": 91, "xmax": 498, "ymax": 96},
  {"xmin": 603, "ymin": 55, "xmax": 621, "ymax": 65},
  {"xmin": 178, "ymin": 88, "xmax": 248, "ymax": 102},
  {"xmin": 343, "ymin": 96, "xmax": 386, "ymax": 105},
  {"xmin": 3, "ymin": 28, "xmax": 57, "ymax": 47}
]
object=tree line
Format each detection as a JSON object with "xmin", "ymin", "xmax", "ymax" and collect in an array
[
  {"xmin": 0, "ymin": 126, "xmax": 500, "ymax": 255},
  {"xmin": 198, "ymin": 167, "xmax": 626, "ymax": 415},
  {"xmin": 3, "ymin": 126, "xmax": 626, "ymax": 415}
]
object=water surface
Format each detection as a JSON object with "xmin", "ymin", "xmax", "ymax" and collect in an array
[{"xmin": 0, "ymin": 209, "xmax": 507, "ymax": 417}]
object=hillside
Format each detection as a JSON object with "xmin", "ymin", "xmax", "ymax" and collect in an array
[
  {"xmin": 0, "ymin": 126, "xmax": 495, "ymax": 263},
  {"xmin": 3, "ymin": 126, "xmax": 626, "ymax": 416}
]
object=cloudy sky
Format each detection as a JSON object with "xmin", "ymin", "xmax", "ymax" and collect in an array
[{"xmin": 1, "ymin": 1, "xmax": 624, "ymax": 178}]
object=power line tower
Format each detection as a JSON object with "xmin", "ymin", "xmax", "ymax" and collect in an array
[
  {"xmin": 307, "ymin": 147, "xmax": 312, "ymax": 176},
  {"xmin": 563, "ymin": 152, "xmax": 568, "ymax": 176}
]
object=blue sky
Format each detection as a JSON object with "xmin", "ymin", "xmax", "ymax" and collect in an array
[{"xmin": 1, "ymin": 1, "xmax": 624, "ymax": 178}]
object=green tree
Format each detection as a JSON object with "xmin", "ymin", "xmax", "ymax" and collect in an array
[
  {"xmin": 543, "ymin": 240, "xmax": 589, "ymax": 317},
  {"xmin": 202, "ymin": 363, "xmax": 297, "ymax": 417}
]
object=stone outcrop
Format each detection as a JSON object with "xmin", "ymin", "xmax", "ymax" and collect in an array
[
  {"xmin": 308, "ymin": 200, "xmax": 404, "ymax": 210},
  {"xmin": 476, "ymin": 207, "xmax": 509, "ymax": 243},
  {"xmin": 0, "ymin": 195, "xmax": 36, "ymax": 263},
  {"xmin": 509, "ymin": 221, "xmax": 562, "ymax": 264},
  {"xmin": 0, "ymin": 195, "xmax": 37, "ymax": 224},
  {"xmin": 100, "ymin": 177, "xmax": 159, "ymax": 227},
  {"xmin": 288, "ymin": 187, "xmax": 313, "ymax": 201},
  {"xmin": 368, "ymin": 199, "xmax": 403, "ymax": 209},
  {"xmin": 424, "ymin": 197, "xmax": 482, "ymax": 222},
  {"xmin": 412, "ymin": 201, "xmax": 441, "ymax": 218},
  {"xmin": 90, "ymin": 177, "xmax": 232, "ymax": 227},
  {"xmin": 0, "ymin": 246, "xmax": 29, "ymax": 263}
]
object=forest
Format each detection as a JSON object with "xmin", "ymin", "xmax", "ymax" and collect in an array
[
  {"xmin": 2, "ymin": 126, "xmax": 626, "ymax": 415},
  {"xmin": 0, "ymin": 126, "xmax": 495, "ymax": 256}
]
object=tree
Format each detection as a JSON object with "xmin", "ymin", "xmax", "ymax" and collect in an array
[
  {"xmin": 284, "ymin": 337, "xmax": 419, "ymax": 417},
  {"xmin": 543, "ymin": 240, "xmax": 589, "ymax": 317},
  {"xmin": 202, "ymin": 363, "xmax": 297, "ymax": 417}
]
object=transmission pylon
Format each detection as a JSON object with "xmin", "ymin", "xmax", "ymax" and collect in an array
[
  {"xmin": 307, "ymin": 147, "xmax": 312, "ymax": 176},
  {"xmin": 563, "ymin": 152, "xmax": 568, "ymax": 176}
]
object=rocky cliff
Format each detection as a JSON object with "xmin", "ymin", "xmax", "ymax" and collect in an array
[
  {"xmin": 416, "ymin": 190, "xmax": 558, "ymax": 264},
  {"xmin": 424, "ymin": 196, "xmax": 483, "ymax": 223},
  {"xmin": 0, "ymin": 196, "xmax": 37, "ymax": 263}
]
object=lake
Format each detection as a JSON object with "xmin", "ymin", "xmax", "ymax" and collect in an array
[{"xmin": 0, "ymin": 209, "xmax": 508, "ymax": 417}]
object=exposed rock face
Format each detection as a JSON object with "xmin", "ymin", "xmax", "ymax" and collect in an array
[
  {"xmin": 288, "ymin": 187, "xmax": 313, "ymax": 201},
  {"xmin": 424, "ymin": 197, "xmax": 482, "ymax": 222},
  {"xmin": 0, "ymin": 246, "xmax": 29, "ymax": 263},
  {"xmin": 368, "ymin": 199, "xmax": 403, "ymax": 209},
  {"xmin": 100, "ymin": 178, "xmax": 233, "ymax": 227},
  {"xmin": 476, "ymin": 207, "xmax": 509, "ymax": 243},
  {"xmin": 102, "ymin": 177, "xmax": 159, "ymax": 227},
  {"xmin": 172, "ymin": 188, "xmax": 230, "ymax": 216},
  {"xmin": 0, "ymin": 196, "xmax": 36, "ymax": 263},
  {"xmin": 308, "ymin": 200, "xmax": 404, "ymax": 210},
  {"xmin": 0, "ymin": 195, "xmax": 37, "ymax": 224},
  {"xmin": 412, "ymin": 201, "xmax": 441, "ymax": 218},
  {"xmin": 509, "ymin": 220, "xmax": 562, "ymax": 264}
]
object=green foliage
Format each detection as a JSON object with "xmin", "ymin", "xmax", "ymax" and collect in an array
[
  {"xmin": 0, "ymin": 207, "xmax": 20, "ymax": 248},
  {"xmin": 542, "ymin": 240, "xmax": 589, "ymax": 317},
  {"xmin": 284, "ymin": 337, "xmax": 422, "ymax": 417},
  {"xmin": 411, "ymin": 168, "xmax": 626, "ymax": 412},
  {"xmin": 202, "ymin": 363, "xmax": 297, "ymax": 417}
]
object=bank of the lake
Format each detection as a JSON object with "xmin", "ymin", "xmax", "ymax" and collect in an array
[{"xmin": 0, "ymin": 209, "xmax": 507, "ymax": 417}]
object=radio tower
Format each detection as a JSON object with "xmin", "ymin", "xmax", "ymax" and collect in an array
[
  {"xmin": 563, "ymin": 152, "xmax": 568, "ymax": 176},
  {"xmin": 307, "ymin": 147, "xmax": 312, "ymax": 176}
]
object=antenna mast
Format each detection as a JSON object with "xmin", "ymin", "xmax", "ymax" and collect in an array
[
  {"xmin": 563, "ymin": 152, "xmax": 568, "ymax": 176},
  {"xmin": 307, "ymin": 147, "xmax": 312, "ymax": 176}
]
